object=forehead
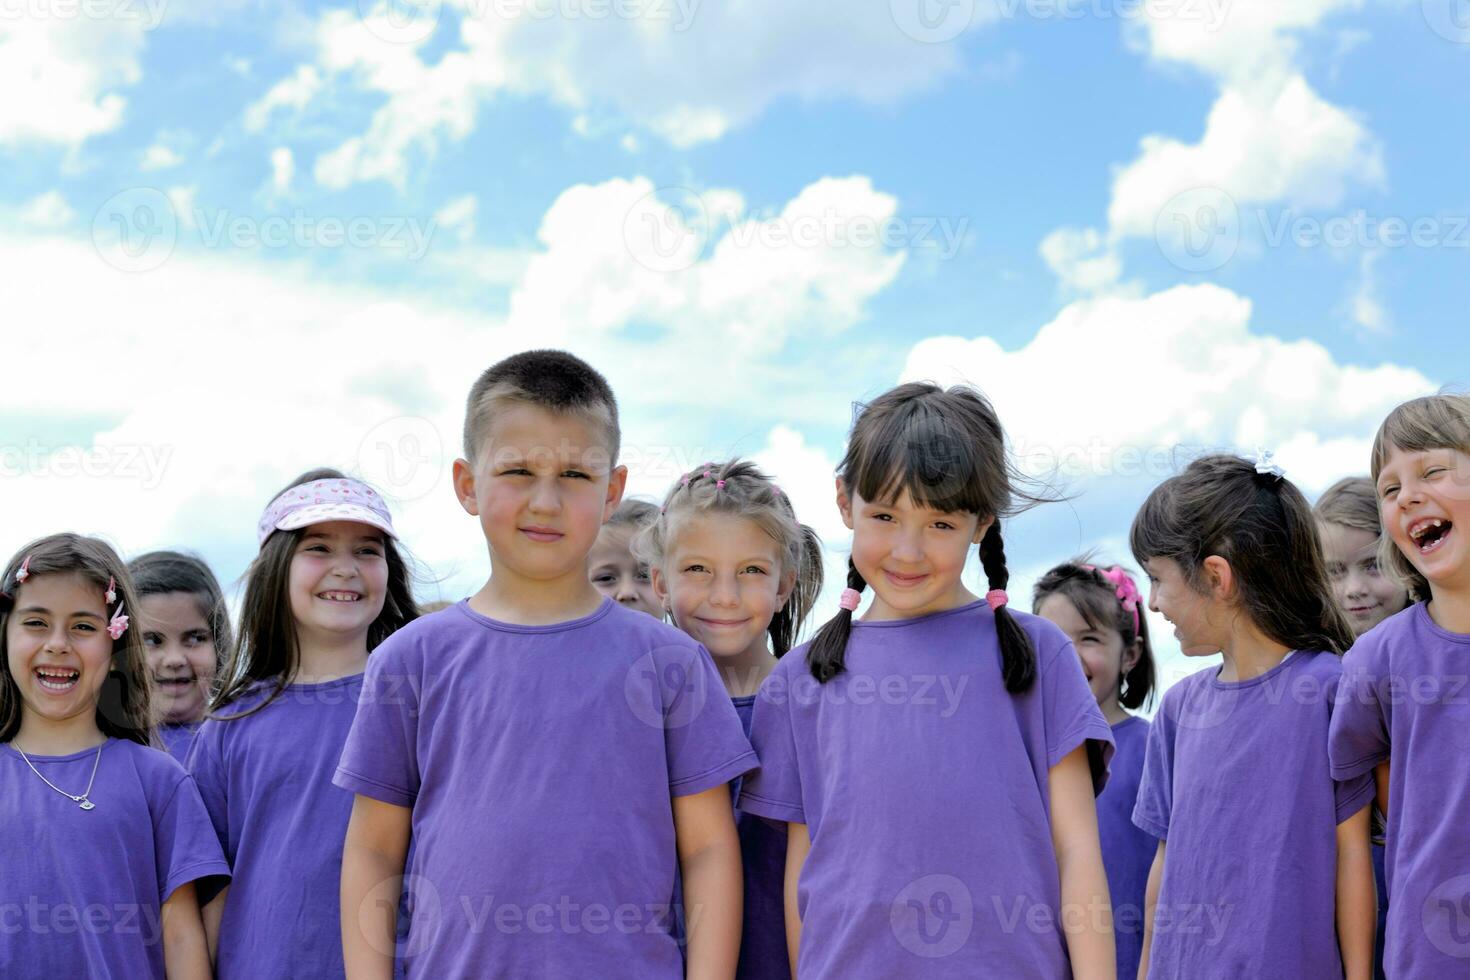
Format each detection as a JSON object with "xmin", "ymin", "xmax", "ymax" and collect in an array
[
  {"xmin": 479, "ymin": 403, "xmax": 614, "ymax": 469},
  {"xmin": 667, "ymin": 512, "xmax": 781, "ymax": 557},
  {"xmin": 589, "ymin": 527, "xmax": 637, "ymax": 562},
  {"xmin": 13, "ymin": 571, "xmax": 106, "ymax": 614},
  {"xmin": 1036, "ymin": 592, "xmax": 1089, "ymax": 629},
  {"xmin": 299, "ymin": 521, "xmax": 384, "ymax": 543},
  {"xmin": 138, "ymin": 591, "xmax": 212, "ymax": 629},
  {"xmin": 852, "ymin": 487, "xmax": 963, "ymax": 516},
  {"xmin": 1318, "ymin": 522, "xmax": 1377, "ymax": 557}
]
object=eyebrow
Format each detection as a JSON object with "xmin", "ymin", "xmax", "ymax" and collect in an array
[{"xmin": 15, "ymin": 606, "xmax": 103, "ymax": 620}]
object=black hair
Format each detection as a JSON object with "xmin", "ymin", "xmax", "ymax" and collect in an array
[
  {"xmin": 1033, "ymin": 559, "xmax": 1156, "ymax": 710},
  {"xmin": 807, "ymin": 382, "xmax": 1050, "ymax": 690}
]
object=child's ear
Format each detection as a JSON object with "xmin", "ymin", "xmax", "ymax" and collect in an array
[
  {"xmin": 1201, "ymin": 555, "xmax": 1234, "ymax": 602},
  {"xmin": 972, "ymin": 514, "xmax": 995, "ymax": 545},
  {"xmin": 1121, "ymin": 638, "xmax": 1143, "ymax": 674},
  {"xmin": 649, "ymin": 564, "xmax": 670, "ymax": 607},
  {"xmin": 451, "ymin": 458, "xmax": 479, "ymax": 516},
  {"xmin": 603, "ymin": 465, "xmax": 629, "ymax": 523},
  {"xmin": 836, "ymin": 478, "xmax": 854, "ymax": 530},
  {"xmin": 776, "ymin": 568, "xmax": 798, "ymax": 610}
]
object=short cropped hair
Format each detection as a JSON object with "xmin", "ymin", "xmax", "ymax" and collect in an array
[{"xmin": 462, "ymin": 349, "xmax": 620, "ymax": 464}]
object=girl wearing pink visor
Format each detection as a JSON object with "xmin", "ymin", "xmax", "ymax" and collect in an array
[{"xmin": 186, "ymin": 469, "xmax": 418, "ymax": 978}]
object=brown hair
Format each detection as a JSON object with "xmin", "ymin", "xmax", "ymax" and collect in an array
[
  {"xmin": 128, "ymin": 550, "xmax": 234, "ymax": 686},
  {"xmin": 1369, "ymin": 393, "xmax": 1470, "ymax": 601},
  {"xmin": 0, "ymin": 534, "xmax": 153, "ymax": 745},
  {"xmin": 808, "ymin": 382, "xmax": 1051, "ymax": 689},
  {"xmin": 638, "ymin": 459, "xmax": 824, "ymax": 656},
  {"xmin": 1313, "ymin": 477, "xmax": 1381, "ymax": 535},
  {"xmin": 606, "ymin": 498, "xmax": 659, "ymax": 531},
  {"xmin": 1130, "ymin": 454, "xmax": 1355, "ymax": 655},
  {"xmin": 211, "ymin": 468, "xmax": 419, "ymax": 718},
  {"xmin": 462, "ymin": 349, "xmax": 620, "ymax": 464},
  {"xmin": 1033, "ymin": 559, "xmax": 1156, "ymax": 710}
]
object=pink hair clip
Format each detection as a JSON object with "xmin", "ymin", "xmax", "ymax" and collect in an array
[
  {"xmin": 716, "ymin": 480, "xmax": 726, "ymax": 490},
  {"xmin": 985, "ymin": 589, "xmax": 1009, "ymax": 611},
  {"xmin": 680, "ymin": 474, "xmax": 691, "ymax": 486},
  {"xmin": 15, "ymin": 556, "xmax": 30, "ymax": 583},
  {"xmin": 838, "ymin": 587, "xmax": 862, "ymax": 612},
  {"xmin": 1098, "ymin": 566, "xmax": 1143, "ymax": 634},
  {"xmin": 105, "ymin": 576, "xmax": 117, "ymax": 604},
  {"xmin": 107, "ymin": 602, "xmax": 129, "ymax": 640}
]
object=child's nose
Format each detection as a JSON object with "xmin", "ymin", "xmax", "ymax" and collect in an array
[{"xmin": 528, "ymin": 479, "xmax": 562, "ymax": 514}]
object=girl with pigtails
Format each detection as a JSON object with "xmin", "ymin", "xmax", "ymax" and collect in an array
[{"xmin": 737, "ymin": 382, "xmax": 1117, "ymax": 979}]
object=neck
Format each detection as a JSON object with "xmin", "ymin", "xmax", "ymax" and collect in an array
[
  {"xmin": 1218, "ymin": 620, "xmax": 1292, "ymax": 682},
  {"xmin": 864, "ymin": 583, "xmax": 979, "ymax": 623},
  {"xmin": 717, "ymin": 642, "xmax": 777, "ymax": 698},
  {"xmin": 1427, "ymin": 584, "xmax": 1470, "ymax": 634},
  {"xmin": 1099, "ymin": 694, "xmax": 1130, "ymax": 726},
  {"xmin": 293, "ymin": 632, "xmax": 369, "ymax": 683},
  {"xmin": 471, "ymin": 568, "xmax": 605, "ymax": 626},
  {"xmin": 12, "ymin": 710, "xmax": 107, "ymax": 756}
]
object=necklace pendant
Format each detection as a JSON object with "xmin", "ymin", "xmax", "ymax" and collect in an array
[{"xmin": 78, "ymin": 799, "xmax": 95, "ymax": 811}]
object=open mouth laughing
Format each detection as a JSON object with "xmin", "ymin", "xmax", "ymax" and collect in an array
[
  {"xmin": 34, "ymin": 666, "xmax": 81, "ymax": 693},
  {"xmin": 1408, "ymin": 517, "xmax": 1453, "ymax": 555}
]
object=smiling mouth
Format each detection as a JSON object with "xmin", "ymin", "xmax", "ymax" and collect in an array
[
  {"xmin": 154, "ymin": 675, "xmax": 197, "ymax": 689},
  {"xmin": 35, "ymin": 667, "xmax": 81, "ymax": 692},
  {"xmin": 1409, "ymin": 517, "xmax": 1453, "ymax": 555},
  {"xmin": 520, "ymin": 527, "xmax": 564, "ymax": 542},
  {"xmin": 317, "ymin": 591, "xmax": 362, "ymax": 602},
  {"xmin": 883, "ymin": 569, "xmax": 929, "ymax": 586},
  {"xmin": 697, "ymin": 617, "xmax": 750, "ymax": 628}
]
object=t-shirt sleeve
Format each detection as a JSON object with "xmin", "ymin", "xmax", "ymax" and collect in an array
[
  {"xmin": 1324, "ymin": 661, "xmax": 1378, "ymax": 823},
  {"xmin": 735, "ymin": 667, "xmax": 806, "ymax": 826},
  {"xmin": 334, "ymin": 640, "xmax": 421, "ymax": 808},
  {"xmin": 153, "ymin": 771, "xmax": 232, "ymax": 905},
  {"xmin": 661, "ymin": 643, "xmax": 758, "ymax": 798},
  {"xmin": 184, "ymin": 720, "xmax": 230, "ymax": 861},
  {"xmin": 1132, "ymin": 688, "xmax": 1177, "ymax": 840},
  {"xmin": 1041, "ymin": 633, "xmax": 1115, "ymax": 795},
  {"xmin": 1328, "ymin": 639, "xmax": 1391, "ymax": 782}
]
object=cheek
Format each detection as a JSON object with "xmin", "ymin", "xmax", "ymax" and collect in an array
[{"xmin": 187, "ymin": 646, "xmax": 219, "ymax": 680}]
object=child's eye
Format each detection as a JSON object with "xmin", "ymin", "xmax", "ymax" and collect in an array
[
  {"xmin": 500, "ymin": 468, "xmax": 532, "ymax": 477},
  {"xmin": 743, "ymin": 566, "xmax": 767, "ymax": 575},
  {"xmin": 933, "ymin": 522, "xmax": 955, "ymax": 531},
  {"xmin": 74, "ymin": 623, "xmax": 96, "ymax": 633},
  {"xmin": 1425, "ymin": 466, "xmax": 1446, "ymax": 478},
  {"xmin": 871, "ymin": 513, "xmax": 893, "ymax": 522},
  {"xmin": 357, "ymin": 547, "xmax": 383, "ymax": 557},
  {"xmin": 635, "ymin": 570, "xmax": 651, "ymax": 583},
  {"xmin": 143, "ymin": 633, "xmax": 162, "ymax": 647},
  {"xmin": 1381, "ymin": 484, "xmax": 1399, "ymax": 499},
  {"xmin": 1366, "ymin": 560, "xmax": 1380, "ymax": 574},
  {"xmin": 561, "ymin": 470, "xmax": 590, "ymax": 480},
  {"xmin": 592, "ymin": 574, "xmax": 614, "ymax": 585},
  {"xmin": 22, "ymin": 618, "xmax": 46, "ymax": 629},
  {"xmin": 305, "ymin": 544, "xmax": 329, "ymax": 553},
  {"xmin": 683, "ymin": 564, "xmax": 708, "ymax": 574}
]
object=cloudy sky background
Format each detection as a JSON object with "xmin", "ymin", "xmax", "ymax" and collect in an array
[{"xmin": 3, "ymin": 0, "xmax": 1466, "ymax": 701}]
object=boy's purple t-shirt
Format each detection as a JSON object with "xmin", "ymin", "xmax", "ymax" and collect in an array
[
  {"xmin": 1329, "ymin": 602, "xmax": 1470, "ymax": 977},
  {"xmin": 1133, "ymin": 650, "xmax": 1374, "ymax": 979},
  {"xmin": 157, "ymin": 721, "xmax": 200, "ymax": 765},
  {"xmin": 732, "ymin": 693, "xmax": 791, "ymax": 980},
  {"xmin": 1097, "ymin": 715, "xmax": 1153, "ymax": 980},
  {"xmin": 736, "ymin": 601, "xmax": 1115, "ymax": 979},
  {"xmin": 0, "ymin": 738, "xmax": 230, "ymax": 979},
  {"xmin": 188, "ymin": 673, "xmax": 365, "ymax": 979},
  {"xmin": 333, "ymin": 599, "xmax": 757, "ymax": 979}
]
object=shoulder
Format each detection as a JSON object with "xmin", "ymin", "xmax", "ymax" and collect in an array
[
  {"xmin": 1156, "ymin": 663, "xmax": 1215, "ymax": 710},
  {"xmin": 1293, "ymin": 648, "xmax": 1346, "ymax": 681},
  {"xmin": 589, "ymin": 603, "xmax": 707, "ymax": 662},
  {"xmin": 1347, "ymin": 603, "xmax": 1421, "ymax": 662},
  {"xmin": 113, "ymin": 738, "xmax": 192, "ymax": 798},
  {"xmin": 1007, "ymin": 608, "xmax": 1075, "ymax": 660}
]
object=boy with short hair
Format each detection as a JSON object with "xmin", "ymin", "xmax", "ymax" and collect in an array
[{"xmin": 337, "ymin": 349, "xmax": 754, "ymax": 979}]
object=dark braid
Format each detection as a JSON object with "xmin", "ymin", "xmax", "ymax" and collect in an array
[
  {"xmin": 979, "ymin": 522, "xmax": 1036, "ymax": 693},
  {"xmin": 806, "ymin": 559, "xmax": 867, "ymax": 682}
]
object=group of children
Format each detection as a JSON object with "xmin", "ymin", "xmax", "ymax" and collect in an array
[{"xmin": 1, "ymin": 348, "xmax": 1466, "ymax": 979}]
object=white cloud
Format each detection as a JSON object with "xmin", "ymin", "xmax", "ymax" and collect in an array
[
  {"xmin": 141, "ymin": 143, "xmax": 184, "ymax": 170},
  {"xmin": 433, "ymin": 194, "xmax": 477, "ymax": 243},
  {"xmin": 168, "ymin": 186, "xmax": 199, "ymax": 230},
  {"xmin": 261, "ymin": 0, "xmax": 994, "ymax": 187},
  {"xmin": 1039, "ymin": 226, "xmax": 1123, "ymax": 293},
  {"xmin": 18, "ymin": 191, "xmax": 76, "ymax": 229},
  {"xmin": 507, "ymin": 175, "xmax": 905, "ymax": 357},
  {"xmin": 270, "ymin": 147, "xmax": 295, "ymax": 195},
  {"xmin": 900, "ymin": 282, "xmax": 1433, "ymax": 493},
  {"xmin": 0, "ymin": 19, "xmax": 146, "ymax": 146},
  {"xmin": 1348, "ymin": 249, "xmax": 1389, "ymax": 335}
]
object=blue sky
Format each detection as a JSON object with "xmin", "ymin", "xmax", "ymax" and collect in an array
[{"xmin": 3, "ymin": 0, "xmax": 1466, "ymax": 695}]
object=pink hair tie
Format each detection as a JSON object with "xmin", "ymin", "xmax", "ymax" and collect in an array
[
  {"xmin": 15, "ymin": 556, "xmax": 30, "ymax": 583},
  {"xmin": 105, "ymin": 576, "xmax": 117, "ymax": 604},
  {"xmin": 716, "ymin": 480, "xmax": 726, "ymax": 490},
  {"xmin": 985, "ymin": 589, "xmax": 1008, "ymax": 611},
  {"xmin": 838, "ymin": 588, "xmax": 862, "ymax": 612}
]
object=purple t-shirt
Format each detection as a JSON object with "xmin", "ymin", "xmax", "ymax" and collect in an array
[
  {"xmin": 157, "ymin": 721, "xmax": 200, "ymax": 765},
  {"xmin": 737, "ymin": 601, "xmax": 1115, "ymax": 979},
  {"xmin": 188, "ymin": 673, "xmax": 365, "ymax": 979},
  {"xmin": 0, "ymin": 738, "xmax": 230, "ymax": 979},
  {"xmin": 732, "ymin": 693, "xmax": 791, "ymax": 980},
  {"xmin": 333, "ymin": 599, "xmax": 757, "ymax": 979},
  {"xmin": 1133, "ymin": 650, "xmax": 1374, "ymax": 979},
  {"xmin": 1097, "ymin": 715, "xmax": 1153, "ymax": 980},
  {"xmin": 1329, "ymin": 602, "xmax": 1470, "ymax": 977}
]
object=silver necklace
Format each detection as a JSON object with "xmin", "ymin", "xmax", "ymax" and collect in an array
[{"xmin": 12, "ymin": 742, "xmax": 103, "ymax": 810}]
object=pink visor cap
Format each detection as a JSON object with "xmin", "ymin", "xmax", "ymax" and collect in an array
[{"xmin": 256, "ymin": 478, "xmax": 397, "ymax": 547}]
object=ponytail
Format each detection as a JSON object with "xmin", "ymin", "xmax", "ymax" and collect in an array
[
  {"xmin": 769, "ymin": 523, "xmax": 826, "ymax": 657},
  {"xmin": 806, "ymin": 559, "xmax": 867, "ymax": 682},
  {"xmin": 979, "ymin": 522, "xmax": 1036, "ymax": 693}
]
